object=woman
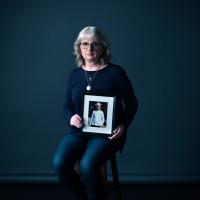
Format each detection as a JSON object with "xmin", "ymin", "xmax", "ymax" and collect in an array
[{"xmin": 53, "ymin": 26, "xmax": 138, "ymax": 200}]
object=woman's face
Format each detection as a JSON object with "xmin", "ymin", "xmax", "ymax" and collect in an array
[{"xmin": 80, "ymin": 37, "xmax": 103, "ymax": 64}]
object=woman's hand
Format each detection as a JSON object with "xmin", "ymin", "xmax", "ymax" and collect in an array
[
  {"xmin": 108, "ymin": 124, "xmax": 125, "ymax": 140},
  {"xmin": 70, "ymin": 114, "xmax": 83, "ymax": 128}
]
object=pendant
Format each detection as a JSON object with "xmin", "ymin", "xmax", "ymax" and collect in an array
[{"xmin": 86, "ymin": 85, "xmax": 91, "ymax": 91}]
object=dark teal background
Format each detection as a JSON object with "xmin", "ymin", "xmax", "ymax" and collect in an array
[{"xmin": 0, "ymin": 0, "xmax": 200, "ymax": 181}]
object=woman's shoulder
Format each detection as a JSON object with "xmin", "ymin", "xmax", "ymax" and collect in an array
[
  {"xmin": 64, "ymin": 67, "xmax": 82, "ymax": 84},
  {"xmin": 71, "ymin": 67, "xmax": 82, "ymax": 74},
  {"xmin": 67, "ymin": 67, "xmax": 82, "ymax": 78}
]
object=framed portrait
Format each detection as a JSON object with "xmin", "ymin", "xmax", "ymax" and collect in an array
[{"xmin": 82, "ymin": 94, "xmax": 116, "ymax": 136}]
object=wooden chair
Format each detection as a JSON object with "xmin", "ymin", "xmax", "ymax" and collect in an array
[
  {"xmin": 103, "ymin": 154, "xmax": 122, "ymax": 200},
  {"xmin": 74, "ymin": 154, "xmax": 122, "ymax": 200}
]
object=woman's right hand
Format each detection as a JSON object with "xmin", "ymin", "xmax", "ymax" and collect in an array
[{"xmin": 70, "ymin": 114, "xmax": 83, "ymax": 128}]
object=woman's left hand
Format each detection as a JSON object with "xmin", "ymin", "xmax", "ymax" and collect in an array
[{"xmin": 108, "ymin": 124, "xmax": 125, "ymax": 140}]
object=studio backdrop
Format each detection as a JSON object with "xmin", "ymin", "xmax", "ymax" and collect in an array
[{"xmin": 0, "ymin": 0, "xmax": 200, "ymax": 183}]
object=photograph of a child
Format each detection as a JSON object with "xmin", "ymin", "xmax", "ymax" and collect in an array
[
  {"xmin": 82, "ymin": 94, "xmax": 115, "ymax": 135},
  {"xmin": 88, "ymin": 101, "xmax": 108, "ymax": 128}
]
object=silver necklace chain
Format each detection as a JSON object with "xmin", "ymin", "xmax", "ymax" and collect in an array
[
  {"xmin": 84, "ymin": 66, "xmax": 100, "ymax": 91},
  {"xmin": 85, "ymin": 70, "xmax": 98, "ymax": 82}
]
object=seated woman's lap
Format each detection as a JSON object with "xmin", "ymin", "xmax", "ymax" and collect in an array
[
  {"xmin": 80, "ymin": 136, "xmax": 121, "ymax": 172},
  {"xmin": 53, "ymin": 133, "xmax": 122, "ymax": 173}
]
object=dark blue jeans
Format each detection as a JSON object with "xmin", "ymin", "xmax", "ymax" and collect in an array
[{"xmin": 53, "ymin": 133, "xmax": 123, "ymax": 200}]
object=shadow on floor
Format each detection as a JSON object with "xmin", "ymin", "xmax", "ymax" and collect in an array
[{"xmin": 0, "ymin": 183, "xmax": 199, "ymax": 200}]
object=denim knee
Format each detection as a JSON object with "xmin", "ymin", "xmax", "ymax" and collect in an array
[
  {"xmin": 79, "ymin": 158, "xmax": 97, "ymax": 178},
  {"xmin": 52, "ymin": 153, "xmax": 62, "ymax": 175},
  {"xmin": 52, "ymin": 152, "xmax": 71, "ymax": 177}
]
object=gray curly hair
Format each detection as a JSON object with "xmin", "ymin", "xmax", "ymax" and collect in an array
[{"xmin": 73, "ymin": 26, "xmax": 111, "ymax": 67}]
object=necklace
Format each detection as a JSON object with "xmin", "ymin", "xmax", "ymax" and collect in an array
[{"xmin": 84, "ymin": 66, "xmax": 100, "ymax": 91}]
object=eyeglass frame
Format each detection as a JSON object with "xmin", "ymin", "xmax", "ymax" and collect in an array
[{"xmin": 79, "ymin": 42, "xmax": 102, "ymax": 49}]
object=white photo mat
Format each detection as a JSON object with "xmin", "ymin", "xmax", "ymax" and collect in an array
[{"xmin": 82, "ymin": 94, "xmax": 115, "ymax": 135}]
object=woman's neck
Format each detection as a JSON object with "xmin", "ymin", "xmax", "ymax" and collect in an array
[{"xmin": 83, "ymin": 61, "xmax": 101, "ymax": 71}]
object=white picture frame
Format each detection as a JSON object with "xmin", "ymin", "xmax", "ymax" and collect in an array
[{"xmin": 82, "ymin": 94, "xmax": 116, "ymax": 136}]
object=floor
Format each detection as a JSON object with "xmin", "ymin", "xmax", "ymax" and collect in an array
[{"xmin": 0, "ymin": 183, "xmax": 199, "ymax": 200}]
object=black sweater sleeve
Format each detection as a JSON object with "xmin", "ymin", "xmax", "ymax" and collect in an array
[
  {"xmin": 63, "ymin": 71, "xmax": 74, "ymax": 126},
  {"xmin": 116, "ymin": 66, "xmax": 138, "ymax": 129}
]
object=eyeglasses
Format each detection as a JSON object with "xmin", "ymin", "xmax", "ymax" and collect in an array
[{"xmin": 80, "ymin": 42, "xmax": 102, "ymax": 49}]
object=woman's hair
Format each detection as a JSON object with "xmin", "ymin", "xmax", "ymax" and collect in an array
[{"xmin": 73, "ymin": 26, "xmax": 111, "ymax": 67}]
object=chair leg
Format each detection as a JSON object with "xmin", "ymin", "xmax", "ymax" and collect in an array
[
  {"xmin": 100, "ymin": 164, "xmax": 107, "ymax": 185},
  {"xmin": 110, "ymin": 154, "xmax": 123, "ymax": 200}
]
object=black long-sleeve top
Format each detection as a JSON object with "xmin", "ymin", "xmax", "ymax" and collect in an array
[{"xmin": 63, "ymin": 63, "xmax": 138, "ymax": 142}]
